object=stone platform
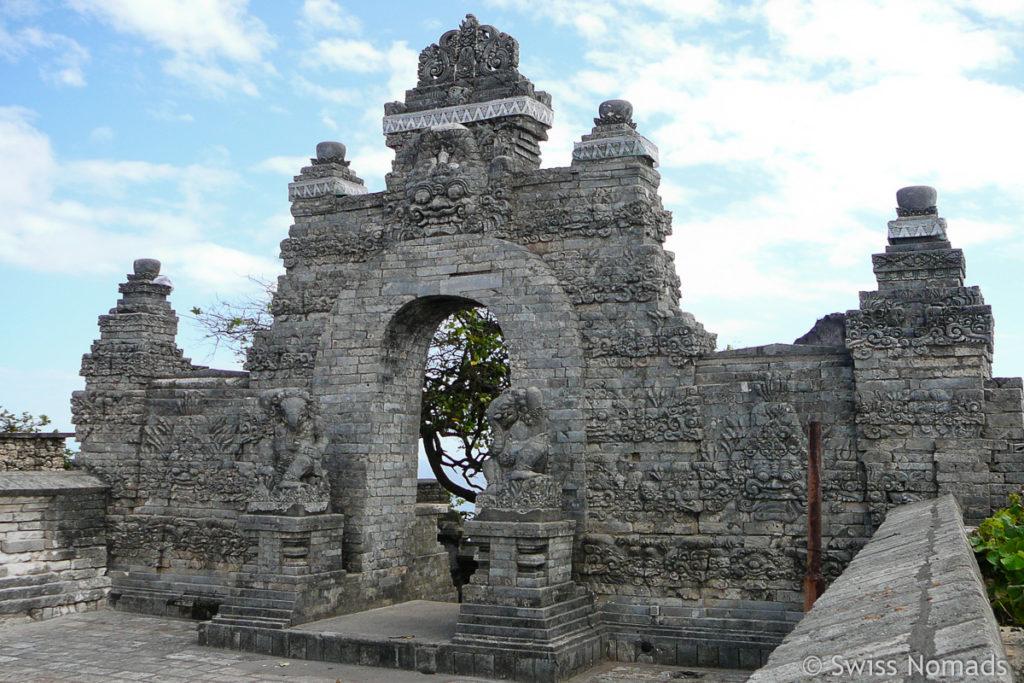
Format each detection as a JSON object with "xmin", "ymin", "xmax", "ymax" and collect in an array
[
  {"xmin": 0, "ymin": 607, "xmax": 753, "ymax": 682},
  {"xmin": 202, "ymin": 599, "xmax": 585, "ymax": 679}
]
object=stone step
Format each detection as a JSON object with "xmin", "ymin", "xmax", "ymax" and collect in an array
[
  {"xmin": 458, "ymin": 593, "xmax": 594, "ymax": 619},
  {"xmin": 456, "ymin": 611, "xmax": 596, "ymax": 643},
  {"xmin": 217, "ymin": 605, "xmax": 294, "ymax": 621},
  {"xmin": 0, "ymin": 579, "xmax": 68, "ymax": 603},
  {"xmin": 457, "ymin": 600, "xmax": 594, "ymax": 632},
  {"xmin": 210, "ymin": 614, "xmax": 289, "ymax": 629},
  {"xmin": 0, "ymin": 571, "xmax": 59, "ymax": 591},
  {"xmin": 215, "ymin": 595, "xmax": 296, "ymax": 611}
]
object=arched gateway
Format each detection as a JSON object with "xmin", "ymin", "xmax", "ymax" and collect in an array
[
  {"xmin": 312, "ymin": 235, "xmax": 586, "ymax": 574},
  {"xmin": 74, "ymin": 13, "xmax": 1024, "ymax": 683}
]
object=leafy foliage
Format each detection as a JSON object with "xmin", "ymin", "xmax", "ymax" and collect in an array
[
  {"xmin": 421, "ymin": 308, "xmax": 510, "ymax": 501},
  {"xmin": 971, "ymin": 494, "xmax": 1024, "ymax": 625},
  {"xmin": 1, "ymin": 406, "xmax": 53, "ymax": 433},
  {"xmin": 189, "ymin": 277, "xmax": 276, "ymax": 359}
]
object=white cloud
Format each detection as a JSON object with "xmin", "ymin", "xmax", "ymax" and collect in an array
[
  {"xmin": 255, "ymin": 155, "xmax": 308, "ymax": 175},
  {"xmin": 302, "ymin": 38, "xmax": 386, "ymax": 72},
  {"xmin": 162, "ymin": 57, "xmax": 260, "ymax": 98},
  {"xmin": 0, "ymin": 24, "xmax": 90, "ymax": 86},
  {"xmin": 299, "ymin": 0, "xmax": 362, "ymax": 35},
  {"xmin": 0, "ymin": 106, "xmax": 277, "ymax": 293},
  {"xmin": 88, "ymin": 125, "xmax": 113, "ymax": 142},
  {"xmin": 68, "ymin": 0, "xmax": 273, "ymax": 61},
  {"xmin": 147, "ymin": 104, "xmax": 194, "ymax": 122},
  {"xmin": 69, "ymin": 0, "xmax": 275, "ymax": 95}
]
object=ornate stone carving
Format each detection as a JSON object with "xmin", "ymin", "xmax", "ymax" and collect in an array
[
  {"xmin": 855, "ymin": 389, "xmax": 985, "ymax": 439},
  {"xmin": 110, "ymin": 516, "xmax": 252, "ymax": 566},
  {"xmin": 248, "ymin": 389, "xmax": 331, "ymax": 515},
  {"xmin": 476, "ymin": 386, "xmax": 562, "ymax": 514},
  {"xmin": 244, "ymin": 341, "xmax": 318, "ymax": 376},
  {"xmin": 581, "ymin": 535, "xmax": 713, "ymax": 589},
  {"xmin": 289, "ymin": 176, "xmax": 367, "ymax": 200},
  {"xmin": 698, "ymin": 379, "xmax": 807, "ymax": 523},
  {"xmin": 887, "ymin": 216, "xmax": 947, "ymax": 240},
  {"xmin": 586, "ymin": 384, "xmax": 702, "ymax": 443},
  {"xmin": 871, "ymin": 250, "xmax": 964, "ymax": 282},
  {"xmin": 845, "ymin": 300, "xmax": 993, "ymax": 359},
  {"xmin": 515, "ymin": 189, "xmax": 673, "ymax": 243},
  {"xmin": 586, "ymin": 460, "xmax": 700, "ymax": 525},
  {"xmin": 71, "ymin": 390, "xmax": 131, "ymax": 439},
  {"xmin": 582, "ymin": 316, "xmax": 716, "ymax": 366},
  {"xmin": 858, "ymin": 286, "xmax": 983, "ymax": 308},
  {"xmin": 383, "ymin": 96, "xmax": 554, "ymax": 135},
  {"xmin": 387, "ymin": 123, "xmax": 511, "ymax": 239},
  {"xmin": 139, "ymin": 413, "xmax": 252, "ymax": 505},
  {"xmin": 416, "ymin": 14, "xmax": 518, "ymax": 86},
  {"xmin": 556, "ymin": 248, "xmax": 678, "ymax": 306},
  {"xmin": 481, "ymin": 386, "xmax": 549, "ymax": 483},
  {"xmin": 279, "ymin": 226, "xmax": 388, "ymax": 268}
]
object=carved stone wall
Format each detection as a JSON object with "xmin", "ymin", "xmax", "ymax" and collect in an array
[{"xmin": 72, "ymin": 16, "xmax": 1024, "ymax": 670}]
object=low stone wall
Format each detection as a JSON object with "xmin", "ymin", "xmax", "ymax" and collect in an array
[
  {"xmin": 0, "ymin": 432, "xmax": 74, "ymax": 471},
  {"xmin": 749, "ymin": 495, "xmax": 1011, "ymax": 682},
  {"xmin": 0, "ymin": 471, "xmax": 110, "ymax": 624}
]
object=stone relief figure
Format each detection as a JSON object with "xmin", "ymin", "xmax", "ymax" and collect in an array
[
  {"xmin": 477, "ymin": 386, "xmax": 561, "ymax": 517},
  {"xmin": 387, "ymin": 121, "xmax": 516, "ymax": 239},
  {"xmin": 482, "ymin": 386, "xmax": 549, "ymax": 483},
  {"xmin": 400, "ymin": 123, "xmax": 485, "ymax": 235},
  {"xmin": 248, "ymin": 389, "xmax": 330, "ymax": 515}
]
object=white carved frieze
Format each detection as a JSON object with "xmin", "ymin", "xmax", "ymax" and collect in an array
[
  {"xmin": 381, "ymin": 96, "xmax": 554, "ymax": 134},
  {"xmin": 288, "ymin": 176, "xmax": 368, "ymax": 201},
  {"xmin": 887, "ymin": 216, "xmax": 947, "ymax": 240},
  {"xmin": 572, "ymin": 134, "xmax": 660, "ymax": 167}
]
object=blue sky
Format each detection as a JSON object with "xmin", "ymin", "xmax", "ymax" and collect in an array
[{"xmin": 2, "ymin": 0, "xmax": 1024, "ymax": 434}]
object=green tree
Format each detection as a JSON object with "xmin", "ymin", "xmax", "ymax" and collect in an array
[
  {"xmin": 420, "ymin": 308, "xmax": 510, "ymax": 500},
  {"xmin": 0, "ymin": 406, "xmax": 53, "ymax": 433},
  {"xmin": 192, "ymin": 289, "xmax": 509, "ymax": 502}
]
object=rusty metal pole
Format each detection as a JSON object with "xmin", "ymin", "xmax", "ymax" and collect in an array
[{"xmin": 804, "ymin": 420, "xmax": 825, "ymax": 611}]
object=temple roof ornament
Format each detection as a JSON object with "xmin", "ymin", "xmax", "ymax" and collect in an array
[
  {"xmin": 888, "ymin": 185, "xmax": 947, "ymax": 242},
  {"xmin": 417, "ymin": 14, "xmax": 519, "ymax": 86}
]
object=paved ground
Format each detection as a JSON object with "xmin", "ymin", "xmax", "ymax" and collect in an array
[
  {"xmin": 0, "ymin": 610, "xmax": 750, "ymax": 682},
  {"xmin": 290, "ymin": 600, "xmax": 461, "ymax": 643}
]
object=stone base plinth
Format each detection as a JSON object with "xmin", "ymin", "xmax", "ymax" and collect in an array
[
  {"xmin": 205, "ymin": 513, "xmax": 347, "ymax": 629},
  {"xmin": 454, "ymin": 516, "xmax": 603, "ymax": 681}
]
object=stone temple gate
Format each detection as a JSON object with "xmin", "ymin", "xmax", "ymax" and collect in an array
[{"xmin": 67, "ymin": 14, "xmax": 1024, "ymax": 682}]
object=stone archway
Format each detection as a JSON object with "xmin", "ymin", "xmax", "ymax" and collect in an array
[{"xmin": 313, "ymin": 234, "xmax": 585, "ymax": 577}]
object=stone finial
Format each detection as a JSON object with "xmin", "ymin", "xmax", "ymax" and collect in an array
[
  {"xmin": 888, "ymin": 185, "xmax": 947, "ymax": 242},
  {"xmin": 416, "ymin": 14, "xmax": 519, "ymax": 86},
  {"xmin": 314, "ymin": 141, "xmax": 347, "ymax": 166},
  {"xmin": 573, "ymin": 98, "xmax": 658, "ymax": 167},
  {"xmin": 131, "ymin": 258, "xmax": 161, "ymax": 281},
  {"xmin": 595, "ymin": 99, "xmax": 636, "ymax": 129},
  {"xmin": 896, "ymin": 185, "xmax": 938, "ymax": 217}
]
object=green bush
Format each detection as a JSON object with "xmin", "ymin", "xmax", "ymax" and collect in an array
[{"xmin": 971, "ymin": 494, "xmax": 1024, "ymax": 625}]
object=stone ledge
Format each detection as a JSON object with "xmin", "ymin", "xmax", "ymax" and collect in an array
[
  {"xmin": 749, "ymin": 495, "xmax": 1010, "ymax": 682},
  {"xmin": 0, "ymin": 472, "xmax": 108, "ymax": 495},
  {"xmin": 0, "ymin": 432, "xmax": 74, "ymax": 440}
]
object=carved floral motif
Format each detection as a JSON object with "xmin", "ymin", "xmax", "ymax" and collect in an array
[
  {"xmin": 417, "ymin": 14, "xmax": 519, "ymax": 86},
  {"xmin": 855, "ymin": 389, "xmax": 984, "ymax": 438}
]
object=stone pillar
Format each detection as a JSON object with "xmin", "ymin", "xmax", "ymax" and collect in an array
[
  {"xmin": 79, "ymin": 258, "xmax": 194, "ymax": 391},
  {"xmin": 453, "ymin": 502, "xmax": 602, "ymax": 681},
  {"xmin": 451, "ymin": 387, "xmax": 602, "ymax": 682},
  {"xmin": 207, "ymin": 513, "xmax": 347, "ymax": 629},
  {"xmin": 846, "ymin": 186, "xmax": 995, "ymax": 524}
]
